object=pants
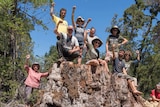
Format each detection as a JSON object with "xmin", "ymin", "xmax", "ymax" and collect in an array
[
  {"xmin": 24, "ymin": 85, "xmax": 33, "ymax": 103},
  {"xmin": 56, "ymin": 41, "xmax": 80, "ymax": 61}
]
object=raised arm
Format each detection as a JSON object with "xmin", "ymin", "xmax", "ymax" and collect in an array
[
  {"xmin": 112, "ymin": 44, "xmax": 116, "ymax": 59},
  {"xmin": 50, "ymin": 2, "xmax": 55, "ymax": 18},
  {"xmin": 136, "ymin": 50, "xmax": 140, "ymax": 61},
  {"xmin": 84, "ymin": 29, "xmax": 90, "ymax": 45},
  {"xmin": 24, "ymin": 54, "xmax": 30, "ymax": 71},
  {"xmin": 84, "ymin": 18, "xmax": 91, "ymax": 29},
  {"xmin": 71, "ymin": 6, "xmax": 76, "ymax": 29}
]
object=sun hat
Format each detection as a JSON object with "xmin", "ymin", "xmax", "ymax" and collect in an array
[
  {"xmin": 92, "ymin": 37, "xmax": 103, "ymax": 47},
  {"xmin": 32, "ymin": 62, "xmax": 40, "ymax": 69},
  {"xmin": 76, "ymin": 16, "xmax": 85, "ymax": 24},
  {"xmin": 110, "ymin": 25, "xmax": 120, "ymax": 34}
]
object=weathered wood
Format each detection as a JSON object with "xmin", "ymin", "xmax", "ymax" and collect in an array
[
  {"xmin": 2, "ymin": 62, "xmax": 150, "ymax": 107},
  {"xmin": 38, "ymin": 62, "xmax": 146, "ymax": 107}
]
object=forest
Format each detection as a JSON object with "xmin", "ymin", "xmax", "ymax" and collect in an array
[{"xmin": 0, "ymin": 0, "xmax": 160, "ymax": 105}]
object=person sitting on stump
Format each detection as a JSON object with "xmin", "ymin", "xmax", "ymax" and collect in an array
[
  {"xmin": 112, "ymin": 45, "xmax": 142, "ymax": 95},
  {"xmin": 85, "ymin": 37, "xmax": 109, "ymax": 84},
  {"xmin": 54, "ymin": 22, "xmax": 80, "ymax": 63}
]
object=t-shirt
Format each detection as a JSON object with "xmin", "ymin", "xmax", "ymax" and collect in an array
[
  {"xmin": 52, "ymin": 15, "xmax": 68, "ymax": 34},
  {"xmin": 150, "ymin": 89, "xmax": 160, "ymax": 99},
  {"xmin": 85, "ymin": 45, "xmax": 99, "ymax": 61},
  {"xmin": 75, "ymin": 27, "xmax": 85, "ymax": 46},
  {"xmin": 87, "ymin": 35, "xmax": 98, "ymax": 45},
  {"xmin": 123, "ymin": 60, "xmax": 139, "ymax": 75},
  {"xmin": 106, "ymin": 34, "xmax": 124, "ymax": 52},
  {"xmin": 113, "ymin": 57, "xmax": 125, "ymax": 73},
  {"xmin": 60, "ymin": 33, "xmax": 79, "ymax": 50},
  {"xmin": 24, "ymin": 67, "xmax": 49, "ymax": 88}
]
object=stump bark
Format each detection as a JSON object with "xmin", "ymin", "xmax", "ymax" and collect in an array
[{"xmin": 38, "ymin": 62, "xmax": 146, "ymax": 107}]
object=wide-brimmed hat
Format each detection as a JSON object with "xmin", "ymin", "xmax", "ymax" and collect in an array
[
  {"xmin": 32, "ymin": 62, "xmax": 40, "ymax": 69},
  {"xmin": 110, "ymin": 25, "xmax": 120, "ymax": 34},
  {"xmin": 92, "ymin": 37, "xmax": 103, "ymax": 47},
  {"xmin": 76, "ymin": 16, "xmax": 85, "ymax": 24}
]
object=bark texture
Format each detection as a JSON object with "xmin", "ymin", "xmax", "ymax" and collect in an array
[{"xmin": 38, "ymin": 62, "xmax": 146, "ymax": 107}]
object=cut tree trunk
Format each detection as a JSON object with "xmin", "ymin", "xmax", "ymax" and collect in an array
[{"xmin": 38, "ymin": 62, "xmax": 146, "ymax": 107}]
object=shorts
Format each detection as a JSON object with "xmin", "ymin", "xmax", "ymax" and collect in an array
[{"xmin": 105, "ymin": 51, "xmax": 118, "ymax": 61}]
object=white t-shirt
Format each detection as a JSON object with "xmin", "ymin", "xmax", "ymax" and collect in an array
[{"xmin": 60, "ymin": 33, "xmax": 79, "ymax": 50}]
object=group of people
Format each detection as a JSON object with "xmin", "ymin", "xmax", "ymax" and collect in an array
[
  {"xmin": 50, "ymin": 2, "xmax": 143, "ymax": 95},
  {"xmin": 22, "ymin": 2, "xmax": 160, "ymax": 107}
]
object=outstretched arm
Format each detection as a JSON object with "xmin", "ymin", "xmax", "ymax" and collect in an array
[
  {"xmin": 84, "ymin": 18, "xmax": 91, "ymax": 29},
  {"xmin": 72, "ymin": 6, "xmax": 76, "ymax": 29},
  {"xmin": 50, "ymin": 2, "xmax": 55, "ymax": 18}
]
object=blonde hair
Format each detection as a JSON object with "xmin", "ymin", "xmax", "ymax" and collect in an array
[{"xmin": 125, "ymin": 50, "xmax": 132, "ymax": 57}]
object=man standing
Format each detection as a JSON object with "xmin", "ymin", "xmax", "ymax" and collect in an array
[{"xmin": 50, "ymin": 2, "xmax": 68, "ymax": 34}]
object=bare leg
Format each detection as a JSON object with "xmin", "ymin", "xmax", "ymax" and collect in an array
[{"xmin": 127, "ymin": 79, "xmax": 142, "ymax": 95}]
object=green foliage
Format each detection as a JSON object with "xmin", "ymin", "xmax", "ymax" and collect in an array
[
  {"xmin": 44, "ymin": 45, "xmax": 58, "ymax": 70},
  {"xmin": 0, "ymin": 0, "xmax": 49, "ymax": 103}
]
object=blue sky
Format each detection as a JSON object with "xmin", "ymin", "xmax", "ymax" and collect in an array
[{"xmin": 30, "ymin": 0, "xmax": 135, "ymax": 57}]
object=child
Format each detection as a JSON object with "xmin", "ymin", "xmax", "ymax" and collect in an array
[
  {"xmin": 24, "ymin": 54, "xmax": 51, "ymax": 106},
  {"xmin": 72, "ymin": 6, "xmax": 91, "ymax": 64}
]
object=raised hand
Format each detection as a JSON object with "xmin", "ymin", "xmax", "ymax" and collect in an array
[{"xmin": 26, "ymin": 54, "xmax": 30, "ymax": 60}]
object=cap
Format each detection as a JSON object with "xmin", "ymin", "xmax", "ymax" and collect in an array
[{"xmin": 77, "ymin": 16, "xmax": 85, "ymax": 21}]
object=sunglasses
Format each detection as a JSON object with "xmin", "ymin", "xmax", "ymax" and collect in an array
[
  {"xmin": 95, "ymin": 41, "xmax": 101, "ymax": 44},
  {"xmin": 78, "ymin": 20, "xmax": 83, "ymax": 22},
  {"xmin": 113, "ymin": 29, "xmax": 118, "ymax": 31}
]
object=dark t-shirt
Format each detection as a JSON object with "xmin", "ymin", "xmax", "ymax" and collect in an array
[{"xmin": 113, "ymin": 57, "xmax": 125, "ymax": 73}]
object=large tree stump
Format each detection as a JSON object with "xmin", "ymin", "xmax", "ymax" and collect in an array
[{"xmin": 37, "ymin": 62, "xmax": 146, "ymax": 107}]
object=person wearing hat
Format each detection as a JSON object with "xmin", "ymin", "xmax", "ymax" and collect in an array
[
  {"xmin": 24, "ymin": 54, "xmax": 52, "ymax": 107},
  {"xmin": 50, "ymin": 2, "xmax": 68, "ymax": 34},
  {"xmin": 105, "ymin": 25, "xmax": 128, "ymax": 62},
  {"xmin": 85, "ymin": 37, "xmax": 109, "ymax": 84},
  {"xmin": 71, "ymin": 6, "xmax": 91, "ymax": 65},
  {"xmin": 54, "ymin": 24, "xmax": 80, "ymax": 62}
]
